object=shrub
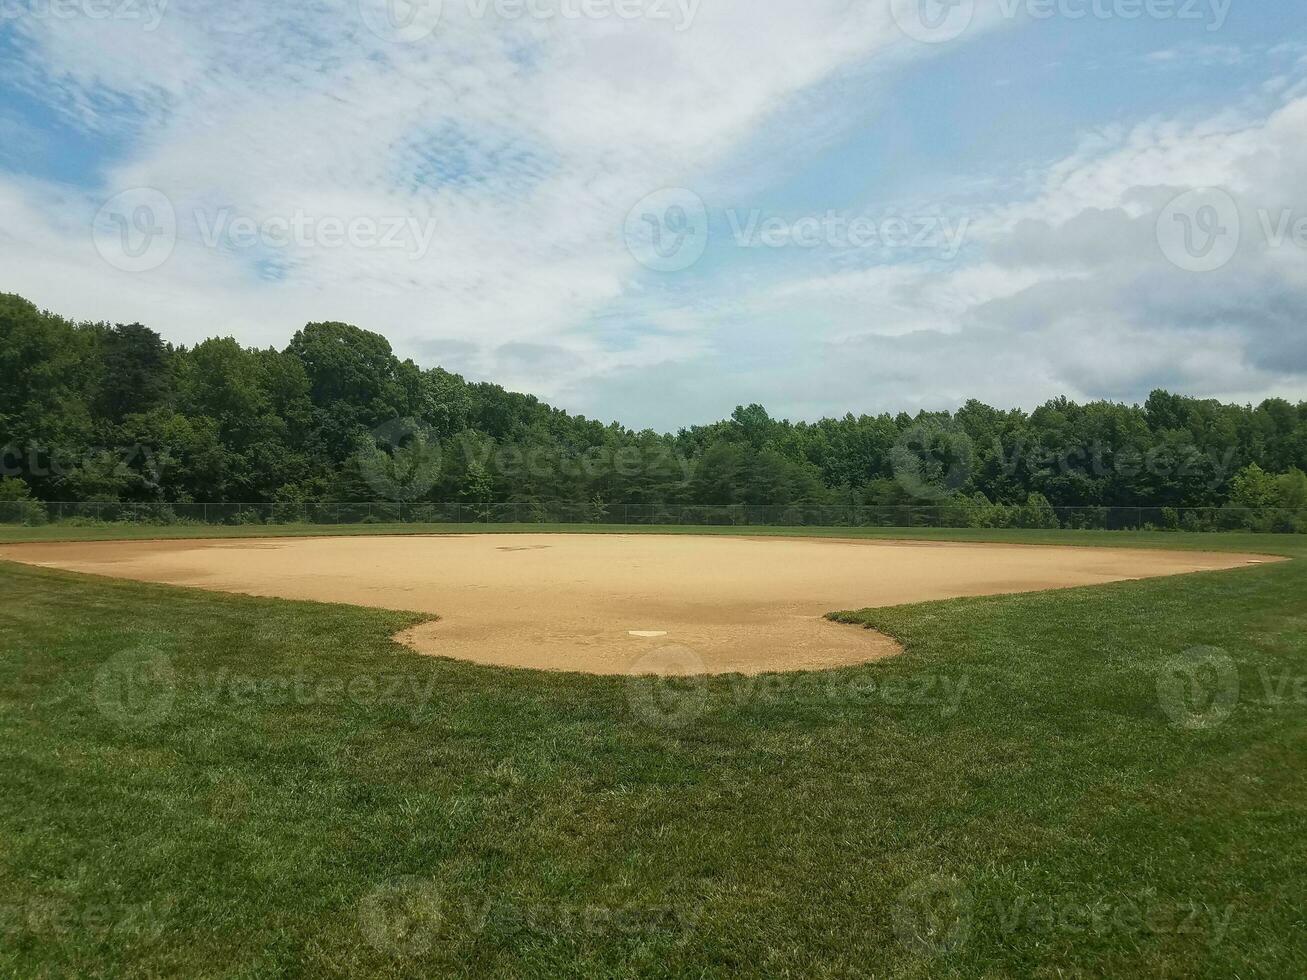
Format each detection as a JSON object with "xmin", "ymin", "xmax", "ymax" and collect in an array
[
  {"xmin": 0, "ymin": 477, "xmax": 48, "ymax": 525},
  {"xmin": 1018, "ymin": 492, "xmax": 1059, "ymax": 529}
]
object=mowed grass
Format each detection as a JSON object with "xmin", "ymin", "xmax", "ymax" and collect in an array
[
  {"xmin": 0, "ymin": 519, "xmax": 1299, "ymax": 555},
  {"xmin": 1, "ymin": 527, "xmax": 1305, "ymax": 977}
]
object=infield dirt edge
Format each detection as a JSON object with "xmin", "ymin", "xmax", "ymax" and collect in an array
[{"xmin": 0, "ymin": 532, "xmax": 1280, "ymax": 677}]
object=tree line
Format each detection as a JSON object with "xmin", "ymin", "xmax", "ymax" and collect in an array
[{"xmin": 3, "ymin": 292, "xmax": 1306, "ymax": 531}]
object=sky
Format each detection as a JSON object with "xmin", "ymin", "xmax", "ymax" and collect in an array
[{"xmin": 1, "ymin": 0, "xmax": 1305, "ymax": 431}]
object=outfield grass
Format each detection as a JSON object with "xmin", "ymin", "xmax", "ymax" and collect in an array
[
  {"xmin": 1, "ymin": 526, "xmax": 1305, "ymax": 977},
  {"xmin": 1, "ymin": 519, "xmax": 1303, "ymax": 556}
]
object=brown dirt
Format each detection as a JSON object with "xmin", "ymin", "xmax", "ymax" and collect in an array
[{"xmin": 0, "ymin": 533, "xmax": 1274, "ymax": 676}]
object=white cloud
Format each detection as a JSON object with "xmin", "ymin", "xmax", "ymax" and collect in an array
[
  {"xmin": 0, "ymin": 0, "xmax": 956, "ymax": 405},
  {"xmin": 576, "ymin": 76, "xmax": 1307, "ymax": 426},
  {"xmin": 2, "ymin": 3, "xmax": 1305, "ymax": 429}
]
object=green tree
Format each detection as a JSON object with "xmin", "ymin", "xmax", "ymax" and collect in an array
[
  {"xmin": 1230, "ymin": 464, "xmax": 1280, "ymax": 510},
  {"xmin": 94, "ymin": 323, "xmax": 172, "ymax": 423},
  {"xmin": 1019, "ymin": 492, "xmax": 1059, "ymax": 529}
]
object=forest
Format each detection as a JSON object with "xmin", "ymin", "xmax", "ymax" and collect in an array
[{"xmin": 3, "ymin": 292, "xmax": 1307, "ymax": 531}]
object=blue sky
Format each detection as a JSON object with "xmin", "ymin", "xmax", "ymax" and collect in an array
[{"xmin": 1, "ymin": 1, "xmax": 1305, "ymax": 429}]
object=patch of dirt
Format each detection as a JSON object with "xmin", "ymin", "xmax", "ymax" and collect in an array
[{"xmin": 0, "ymin": 534, "xmax": 1274, "ymax": 676}]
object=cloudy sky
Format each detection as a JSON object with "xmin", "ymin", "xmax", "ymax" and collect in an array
[{"xmin": 1, "ymin": 0, "xmax": 1304, "ymax": 429}]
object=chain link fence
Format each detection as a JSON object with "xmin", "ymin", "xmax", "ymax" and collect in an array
[{"xmin": 0, "ymin": 500, "xmax": 1300, "ymax": 533}]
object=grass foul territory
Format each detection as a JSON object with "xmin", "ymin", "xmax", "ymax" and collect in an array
[{"xmin": 1, "ymin": 525, "xmax": 1305, "ymax": 977}]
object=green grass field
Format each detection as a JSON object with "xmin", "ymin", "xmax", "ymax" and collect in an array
[
  {"xmin": 2, "ymin": 525, "xmax": 1305, "ymax": 977},
  {"xmin": 1, "ymin": 519, "xmax": 1300, "ymax": 554}
]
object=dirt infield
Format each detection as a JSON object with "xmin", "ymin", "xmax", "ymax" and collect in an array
[{"xmin": 0, "ymin": 533, "xmax": 1274, "ymax": 675}]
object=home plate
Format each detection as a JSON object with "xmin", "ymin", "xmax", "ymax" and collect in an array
[{"xmin": 628, "ymin": 630, "xmax": 668, "ymax": 638}]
